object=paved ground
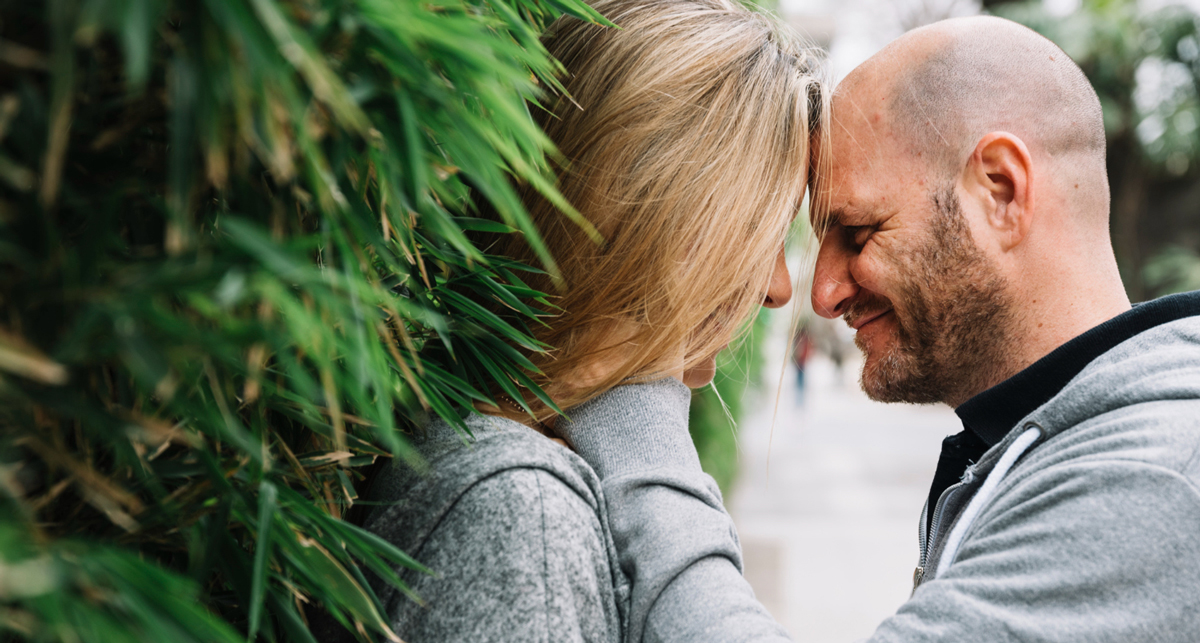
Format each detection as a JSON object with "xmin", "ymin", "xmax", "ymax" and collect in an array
[{"xmin": 727, "ymin": 334, "xmax": 962, "ymax": 641}]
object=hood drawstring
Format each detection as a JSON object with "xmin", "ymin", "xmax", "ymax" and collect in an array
[{"xmin": 935, "ymin": 426, "xmax": 1042, "ymax": 579}]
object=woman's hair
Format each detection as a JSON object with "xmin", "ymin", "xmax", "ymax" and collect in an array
[{"xmin": 492, "ymin": 0, "xmax": 829, "ymax": 420}]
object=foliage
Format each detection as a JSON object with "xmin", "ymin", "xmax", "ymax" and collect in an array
[
  {"xmin": 998, "ymin": 0, "xmax": 1200, "ymax": 168},
  {"xmin": 1145, "ymin": 245, "xmax": 1200, "ymax": 294},
  {"xmin": 996, "ymin": 0, "xmax": 1200, "ymax": 298},
  {"xmin": 690, "ymin": 311, "xmax": 772, "ymax": 494},
  {"xmin": 688, "ymin": 214, "xmax": 814, "ymax": 493},
  {"xmin": 0, "ymin": 0, "xmax": 606, "ymax": 640}
]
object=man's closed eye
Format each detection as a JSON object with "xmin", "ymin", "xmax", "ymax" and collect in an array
[{"xmin": 845, "ymin": 225, "xmax": 876, "ymax": 249}]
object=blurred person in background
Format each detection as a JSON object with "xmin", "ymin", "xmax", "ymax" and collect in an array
[
  {"xmin": 806, "ymin": 314, "xmax": 855, "ymax": 387},
  {"xmin": 554, "ymin": 14, "xmax": 1200, "ymax": 643},
  {"xmin": 791, "ymin": 322, "xmax": 813, "ymax": 403}
]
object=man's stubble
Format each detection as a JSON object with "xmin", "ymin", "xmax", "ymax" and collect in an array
[{"xmin": 855, "ymin": 187, "xmax": 1015, "ymax": 407}]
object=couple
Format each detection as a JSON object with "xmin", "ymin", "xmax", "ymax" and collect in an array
[{"xmin": 361, "ymin": 1, "xmax": 1200, "ymax": 641}]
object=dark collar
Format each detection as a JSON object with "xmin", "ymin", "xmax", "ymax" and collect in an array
[{"xmin": 956, "ymin": 290, "xmax": 1200, "ymax": 446}]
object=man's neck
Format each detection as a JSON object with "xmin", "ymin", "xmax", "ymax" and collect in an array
[{"xmin": 948, "ymin": 272, "xmax": 1132, "ymax": 408}]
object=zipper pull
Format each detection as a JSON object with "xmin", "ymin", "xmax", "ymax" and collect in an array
[{"xmin": 912, "ymin": 566, "xmax": 925, "ymax": 593}]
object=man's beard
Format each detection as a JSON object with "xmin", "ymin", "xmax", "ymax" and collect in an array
[{"xmin": 852, "ymin": 187, "xmax": 1013, "ymax": 406}]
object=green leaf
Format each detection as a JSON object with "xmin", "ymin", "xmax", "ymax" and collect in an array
[
  {"xmin": 438, "ymin": 289, "xmax": 546, "ymax": 352},
  {"xmin": 453, "ymin": 217, "xmax": 517, "ymax": 234},
  {"xmin": 2, "ymin": 0, "xmax": 617, "ymax": 638},
  {"xmin": 248, "ymin": 481, "xmax": 278, "ymax": 640}
]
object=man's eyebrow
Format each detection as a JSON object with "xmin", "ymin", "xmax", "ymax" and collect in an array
[
  {"xmin": 813, "ymin": 205, "xmax": 875, "ymax": 240},
  {"xmin": 822, "ymin": 207, "xmax": 859, "ymax": 228},
  {"xmin": 834, "ymin": 206, "xmax": 879, "ymax": 227},
  {"xmin": 810, "ymin": 206, "xmax": 843, "ymax": 240}
]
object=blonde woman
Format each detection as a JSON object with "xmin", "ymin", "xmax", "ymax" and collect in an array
[{"xmin": 362, "ymin": 0, "xmax": 826, "ymax": 640}]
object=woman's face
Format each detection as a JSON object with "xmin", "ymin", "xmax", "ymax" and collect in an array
[{"xmin": 681, "ymin": 246, "xmax": 793, "ymax": 387}]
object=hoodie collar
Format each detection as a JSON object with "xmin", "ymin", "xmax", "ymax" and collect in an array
[{"xmin": 955, "ymin": 290, "xmax": 1200, "ymax": 447}]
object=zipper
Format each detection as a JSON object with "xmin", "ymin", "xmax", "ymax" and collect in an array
[
  {"xmin": 915, "ymin": 425, "xmax": 1041, "ymax": 588},
  {"xmin": 917, "ymin": 498, "xmax": 929, "ymax": 560},
  {"xmin": 914, "ymin": 480, "xmax": 963, "ymax": 588},
  {"xmin": 913, "ymin": 499, "xmax": 926, "ymax": 591}
]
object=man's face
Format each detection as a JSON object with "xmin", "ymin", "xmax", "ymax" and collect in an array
[{"xmin": 812, "ymin": 91, "xmax": 1013, "ymax": 407}]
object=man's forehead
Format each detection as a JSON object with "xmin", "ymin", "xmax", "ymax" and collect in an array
[
  {"xmin": 813, "ymin": 99, "xmax": 902, "ymax": 232},
  {"xmin": 825, "ymin": 93, "xmax": 895, "ymax": 204},
  {"xmin": 831, "ymin": 84, "xmax": 892, "ymax": 160},
  {"xmin": 811, "ymin": 159, "xmax": 872, "ymax": 233}
]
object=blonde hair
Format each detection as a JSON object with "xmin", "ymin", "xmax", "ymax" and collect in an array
[{"xmin": 490, "ymin": 0, "xmax": 828, "ymax": 421}]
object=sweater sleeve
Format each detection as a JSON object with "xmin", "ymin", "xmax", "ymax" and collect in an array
[
  {"xmin": 386, "ymin": 468, "xmax": 621, "ymax": 643},
  {"xmin": 557, "ymin": 380, "xmax": 791, "ymax": 643}
]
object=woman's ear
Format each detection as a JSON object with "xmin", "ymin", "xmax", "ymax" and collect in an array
[{"xmin": 961, "ymin": 132, "xmax": 1033, "ymax": 252}]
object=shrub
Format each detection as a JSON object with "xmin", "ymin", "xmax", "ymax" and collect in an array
[{"xmin": 0, "ymin": 0, "xmax": 603, "ymax": 640}]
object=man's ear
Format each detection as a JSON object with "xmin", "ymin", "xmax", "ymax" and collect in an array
[{"xmin": 962, "ymin": 132, "xmax": 1033, "ymax": 251}]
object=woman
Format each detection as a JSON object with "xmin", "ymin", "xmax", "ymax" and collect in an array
[{"xmin": 362, "ymin": 0, "xmax": 826, "ymax": 640}]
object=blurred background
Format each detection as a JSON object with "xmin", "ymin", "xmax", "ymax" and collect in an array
[{"xmin": 689, "ymin": 0, "xmax": 1200, "ymax": 640}]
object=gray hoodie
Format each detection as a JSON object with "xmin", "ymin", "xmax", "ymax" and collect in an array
[
  {"xmin": 557, "ymin": 315, "xmax": 1200, "ymax": 642},
  {"xmin": 363, "ymin": 413, "xmax": 630, "ymax": 642}
]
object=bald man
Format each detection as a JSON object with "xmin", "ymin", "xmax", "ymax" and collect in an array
[{"xmin": 553, "ymin": 15, "xmax": 1200, "ymax": 643}]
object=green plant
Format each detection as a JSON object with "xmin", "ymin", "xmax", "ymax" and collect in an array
[
  {"xmin": 0, "ymin": 0, "xmax": 605, "ymax": 640},
  {"xmin": 689, "ymin": 311, "xmax": 772, "ymax": 494},
  {"xmin": 996, "ymin": 0, "xmax": 1200, "ymax": 298},
  {"xmin": 1145, "ymin": 245, "xmax": 1200, "ymax": 295}
]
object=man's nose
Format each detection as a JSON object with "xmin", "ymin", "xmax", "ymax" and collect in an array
[
  {"xmin": 811, "ymin": 239, "xmax": 857, "ymax": 318},
  {"xmin": 763, "ymin": 247, "xmax": 792, "ymax": 309}
]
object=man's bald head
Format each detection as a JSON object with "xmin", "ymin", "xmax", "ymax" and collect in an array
[
  {"xmin": 814, "ymin": 16, "xmax": 1131, "ymax": 407},
  {"xmin": 840, "ymin": 16, "xmax": 1107, "ymax": 201}
]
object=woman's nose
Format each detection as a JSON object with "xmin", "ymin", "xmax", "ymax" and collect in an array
[{"xmin": 763, "ymin": 247, "xmax": 792, "ymax": 309}]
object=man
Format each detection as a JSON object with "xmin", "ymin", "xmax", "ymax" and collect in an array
[{"xmin": 556, "ymin": 15, "xmax": 1200, "ymax": 642}]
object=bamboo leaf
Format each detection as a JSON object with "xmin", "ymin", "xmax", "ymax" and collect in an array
[
  {"xmin": 248, "ymin": 481, "xmax": 277, "ymax": 640},
  {"xmin": 1, "ymin": 0, "xmax": 616, "ymax": 638},
  {"xmin": 453, "ymin": 217, "xmax": 517, "ymax": 234}
]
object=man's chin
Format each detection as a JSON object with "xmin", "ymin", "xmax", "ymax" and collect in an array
[
  {"xmin": 860, "ymin": 351, "xmax": 944, "ymax": 405},
  {"xmin": 859, "ymin": 352, "xmax": 890, "ymax": 401}
]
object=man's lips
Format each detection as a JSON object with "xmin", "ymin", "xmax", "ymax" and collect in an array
[{"xmin": 848, "ymin": 309, "xmax": 892, "ymax": 330}]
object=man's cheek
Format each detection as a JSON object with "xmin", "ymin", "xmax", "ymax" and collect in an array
[{"xmin": 848, "ymin": 255, "xmax": 890, "ymax": 296}]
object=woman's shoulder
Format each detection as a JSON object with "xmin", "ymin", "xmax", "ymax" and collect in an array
[
  {"xmin": 386, "ymin": 465, "xmax": 623, "ymax": 643},
  {"xmin": 363, "ymin": 416, "xmax": 627, "ymax": 643},
  {"xmin": 364, "ymin": 414, "xmax": 607, "ymax": 553}
]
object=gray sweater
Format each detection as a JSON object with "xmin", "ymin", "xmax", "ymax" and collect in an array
[
  {"xmin": 557, "ymin": 316, "xmax": 1200, "ymax": 642},
  {"xmin": 363, "ymin": 413, "xmax": 630, "ymax": 642}
]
